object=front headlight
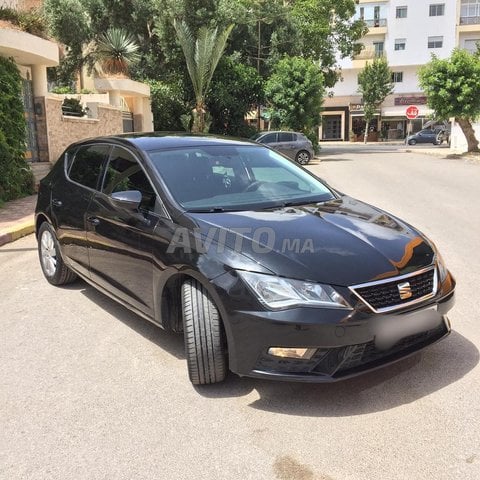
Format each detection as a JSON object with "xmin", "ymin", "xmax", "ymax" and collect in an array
[
  {"xmin": 436, "ymin": 251, "xmax": 449, "ymax": 282},
  {"xmin": 238, "ymin": 271, "xmax": 351, "ymax": 310}
]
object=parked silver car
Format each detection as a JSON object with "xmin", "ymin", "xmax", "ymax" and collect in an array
[{"xmin": 251, "ymin": 131, "xmax": 315, "ymax": 165}]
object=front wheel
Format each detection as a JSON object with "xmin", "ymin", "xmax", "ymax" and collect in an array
[
  {"xmin": 38, "ymin": 222, "xmax": 77, "ymax": 286},
  {"xmin": 408, "ymin": 139, "xmax": 417, "ymax": 145},
  {"xmin": 296, "ymin": 150, "xmax": 311, "ymax": 165},
  {"xmin": 181, "ymin": 279, "xmax": 227, "ymax": 385}
]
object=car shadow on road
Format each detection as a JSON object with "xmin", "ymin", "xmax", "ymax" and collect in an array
[
  {"xmin": 195, "ymin": 330, "xmax": 478, "ymax": 417},
  {"xmin": 67, "ymin": 280, "xmax": 478, "ymax": 417},
  {"xmin": 317, "ymin": 157, "xmax": 353, "ymax": 162},
  {"xmin": 72, "ymin": 281, "xmax": 186, "ymax": 360}
]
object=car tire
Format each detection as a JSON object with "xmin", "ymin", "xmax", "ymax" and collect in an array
[
  {"xmin": 38, "ymin": 222, "xmax": 77, "ymax": 286},
  {"xmin": 296, "ymin": 150, "xmax": 311, "ymax": 165},
  {"xmin": 181, "ymin": 279, "xmax": 227, "ymax": 385},
  {"xmin": 408, "ymin": 139, "xmax": 417, "ymax": 145}
]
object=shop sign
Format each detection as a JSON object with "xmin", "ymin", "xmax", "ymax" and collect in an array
[{"xmin": 395, "ymin": 96, "xmax": 427, "ymax": 106}]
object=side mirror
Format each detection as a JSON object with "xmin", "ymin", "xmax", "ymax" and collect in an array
[{"xmin": 110, "ymin": 190, "xmax": 142, "ymax": 210}]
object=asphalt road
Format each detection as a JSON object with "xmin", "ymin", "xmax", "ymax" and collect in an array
[{"xmin": 1, "ymin": 147, "xmax": 480, "ymax": 480}]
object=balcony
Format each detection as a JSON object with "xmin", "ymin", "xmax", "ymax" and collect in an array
[
  {"xmin": 362, "ymin": 18, "xmax": 387, "ymax": 35},
  {"xmin": 460, "ymin": 16, "xmax": 480, "ymax": 25},
  {"xmin": 458, "ymin": 16, "xmax": 480, "ymax": 32},
  {"xmin": 352, "ymin": 48, "xmax": 384, "ymax": 68}
]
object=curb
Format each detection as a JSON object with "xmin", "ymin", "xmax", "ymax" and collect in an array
[{"xmin": 0, "ymin": 221, "xmax": 35, "ymax": 247}]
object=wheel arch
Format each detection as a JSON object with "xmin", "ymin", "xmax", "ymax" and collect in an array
[
  {"xmin": 35, "ymin": 213, "xmax": 51, "ymax": 239},
  {"xmin": 155, "ymin": 269, "xmax": 230, "ymax": 336}
]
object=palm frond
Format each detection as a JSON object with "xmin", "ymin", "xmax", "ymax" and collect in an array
[{"xmin": 96, "ymin": 28, "xmax": 140, "ymax": 76}]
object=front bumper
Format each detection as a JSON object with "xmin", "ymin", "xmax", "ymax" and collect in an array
[{"xmin": 212, "ymin": 272, "xmax": 455, "ymax": 382}]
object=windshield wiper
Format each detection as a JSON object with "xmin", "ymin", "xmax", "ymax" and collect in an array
[{"xmin": 187, "ymin": 207, "xmax": 242, "ymax": 213}]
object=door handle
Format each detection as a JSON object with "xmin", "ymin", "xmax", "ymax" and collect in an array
[
  {"xmin": 52, "ymin": 199, "xmax": 63, "ymax": 207},
  {"xmin": 87, "ymin": 216, "xmax": 100, "ymax": 226}
]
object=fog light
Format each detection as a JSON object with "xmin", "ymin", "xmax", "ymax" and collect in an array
[{"xmin": 267, "ymin": 347, "xmax": 317, "ymax": 359}]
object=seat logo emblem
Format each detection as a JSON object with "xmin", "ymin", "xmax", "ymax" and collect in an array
[{"xmin": 398, "ymin": 281, "xmax": 413, "ymax": 300}]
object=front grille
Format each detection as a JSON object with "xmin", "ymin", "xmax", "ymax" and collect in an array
[{"xmin": 351, "ymin": 267, "xmax": 436, "ymax": 312}]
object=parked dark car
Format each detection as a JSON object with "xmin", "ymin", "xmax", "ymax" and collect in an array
[
  {"xmin": 406, "ymin": 129, "xmax": 441, "ymax": 145},
  {"xmin": 36, "ymin": 133, "xmax": 455, "ymax": 385},
  {"xmin": 251, "ymin": 131, "xmax": 314, "ymax": 164}
]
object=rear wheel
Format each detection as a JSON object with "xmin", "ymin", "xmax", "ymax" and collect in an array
[
  {"xmin": 296, "ymin": 150, "xmax": 311, "ymax": 165},
  {"xmin": 181, "ymin": 279, "xmax": 227, "ymax": 385},
  {"xmin": 38, "ymin": 222, "xmax": 77, "ymax": 286}
]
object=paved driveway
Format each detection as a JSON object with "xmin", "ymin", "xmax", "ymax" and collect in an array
[{"xmin": 1, "ymin": 147, "xmax": 479, "ymax": 480}]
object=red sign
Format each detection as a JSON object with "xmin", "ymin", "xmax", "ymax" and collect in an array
[{"xmin": 406, "ymin": 105, "xmax": 419, "ymax": 119}]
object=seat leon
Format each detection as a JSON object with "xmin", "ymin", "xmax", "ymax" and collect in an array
[{"xmin": 35, "ymin": 133, "xmax": 455, "ymax": 385}]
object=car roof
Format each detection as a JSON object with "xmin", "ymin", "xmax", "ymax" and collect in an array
[
  {"xmin": 68, "ymin": 132, "xmax": 258, "ymax": 152},
  {"xmin": 258, "ymin": 131, "xmax": 301, "ymax": 135}
]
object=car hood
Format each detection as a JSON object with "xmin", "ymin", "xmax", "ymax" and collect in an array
[{"xmin": 185, "ymin": 196, "xmax": 435, "ymax": 286}]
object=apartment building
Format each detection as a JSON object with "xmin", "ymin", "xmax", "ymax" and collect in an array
[{"xmin": 321, "ymin": 0, "xmax": 480, "ymax": 141}]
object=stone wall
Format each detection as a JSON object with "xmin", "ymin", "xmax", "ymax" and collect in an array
[{"xmin": 42, "ymin": 97, "xmax": 123, "ymax": 162}]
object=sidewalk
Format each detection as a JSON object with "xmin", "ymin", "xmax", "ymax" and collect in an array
[{"xmin": 0, "ymin": 194, "xmax": 37, "ymax": 247}]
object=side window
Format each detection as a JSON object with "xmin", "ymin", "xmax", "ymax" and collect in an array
[
  {"xmin": 278, "ymin": 132, "xmax": 294, "ymax": 142},
  {"xmin": 68, "ymin": 144, "xmax": 110, "ymax": 189},
  {"xmin": 102, "ymin": 147, "xmax": 157, "ymax": 213},
  {"xmin": 259, "ymin": 133, "xmax": 277, "ymax": 144}
]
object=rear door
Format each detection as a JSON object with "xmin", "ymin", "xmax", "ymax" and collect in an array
[
  {"xmin": 276, "ymin": 132, "xmax": 296, "ymax": 159},
  {"xmin": 86, "ymin": 145, "xmax": 161, "ymax": 316},
  {"xmin": 52, "ymin": 143, "xmax": 111, "ymax": 278},
  {"xmin": 418, "ymin": 130, "xmax": 436, "ymax": 143}
]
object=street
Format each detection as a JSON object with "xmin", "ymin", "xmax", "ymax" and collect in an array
[{"xmin": 1, "ymin": 146, "xmax": 479, "ymax": 480}]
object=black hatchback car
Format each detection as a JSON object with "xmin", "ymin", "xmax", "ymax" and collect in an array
[{"xmin": 36, "ymin": 133, "xmax": 455, "ymax": 385}]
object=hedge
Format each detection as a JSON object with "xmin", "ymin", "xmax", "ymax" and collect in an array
[{"xmin": 0, "ymin": 56, "xmax": 34, "ymax": 203}]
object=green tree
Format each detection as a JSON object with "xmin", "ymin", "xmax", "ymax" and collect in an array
[
  {"xmin": 208, "ymin": 56, "xmax": 264, "ymax": 137},
  {"xmin": 173, "ymin": 20, "xmax": 234, "ymax": 133},
  {"xmin": 291, "ymin": 0, "xmax": 367, "ymax": 87},
  {"xmin": 0, "ymin": 57, "xmax": 33, "ymax": 202},
  {"xmin": 148, "ymin": 78, "xmax": 189, "ymax": 130},
  {"xmin": 265, "ymin": 57, "xmax": 324, "ymax": 134},
  {"xmin": 357, "ymin": 57, "xmax": 393, "ymax": 144},
  {"xmin": 419, "ymin": 49, "xmax": 480, "ymax": 152}
]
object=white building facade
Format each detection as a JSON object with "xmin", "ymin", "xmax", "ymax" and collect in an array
[{"xmin": 321, "ymin": 0, "xmax": 479, "ymax": 142}]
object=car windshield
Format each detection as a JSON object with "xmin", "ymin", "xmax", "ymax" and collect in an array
[{"xmin": 147, "ymin": 145, "xmax": 334, "ymax": 212}]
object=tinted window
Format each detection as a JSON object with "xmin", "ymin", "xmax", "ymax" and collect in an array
[
  {"xmin": 102, "ymin": 147, "xmax": 157, "ymax": 212},
  {"xmin": 278, "ymin": 132, "xmax": 294, "ymax": 142},
  {"xmin": 258, "ymin": 133, "xmax": 277, "ymax": 144},
  {"xmin": 148, "ymin": 145, "xmax": 334, "ymax": 211},
  {"xmin": 68, "ymin": 144, "xmax": 110, "ymax": 189}
]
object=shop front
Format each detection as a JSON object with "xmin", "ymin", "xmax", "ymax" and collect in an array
[
  {"xmin": 349, "ymin": 104, "xmax": 380, "ymax": 141},
  {"xmin": 381, "ymin": 96, "xmax": 433, "ymax": 140}
]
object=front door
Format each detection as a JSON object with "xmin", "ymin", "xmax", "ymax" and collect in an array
[
  {"xmin": 86, "ymin": 146, "xmax": 159, "ymax": 316},
  {"xmin": 323, "ymin": 115, "xmax": 342, "ymax": 140}
]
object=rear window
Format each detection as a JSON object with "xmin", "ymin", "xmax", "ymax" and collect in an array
[
  {"xmin": 68, "ymin": 144, "xmax": 110, "ymax": 189},
  {"xmin": 278, "ymin": 132, "xmax": 294, "ymax": 142}
]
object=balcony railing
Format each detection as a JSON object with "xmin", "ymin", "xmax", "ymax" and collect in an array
[
  {"xmin": 460, "ymin": 16, "xmax": 480, "ymax": 25},
  {"xmin": 364, "ymin": 18, "xmax": 387, "ymax": 28},
  {"xmin": 354, "ymin": 49, "xmax": 384, "ymax": 60}
]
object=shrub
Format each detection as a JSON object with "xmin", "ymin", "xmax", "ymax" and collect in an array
[
  {"xmin": 0, "ymin": 56, "xmax": 34, "ymax": 202},
  {"xmin": 0, "ymin": 7, "xmax": 48, "ymax": 38},
  {"xmin": 61, "ymin": 97, "xmax": 88, "ymax": 117}
]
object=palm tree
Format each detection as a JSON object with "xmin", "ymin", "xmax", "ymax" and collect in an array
[
  {"xmin": 95, "ymin": 28, "xmax": 141, "ymax": 77},
  {"xmin": 173, "ymin": 20, "xmax": 234, "ymax": 133}
]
